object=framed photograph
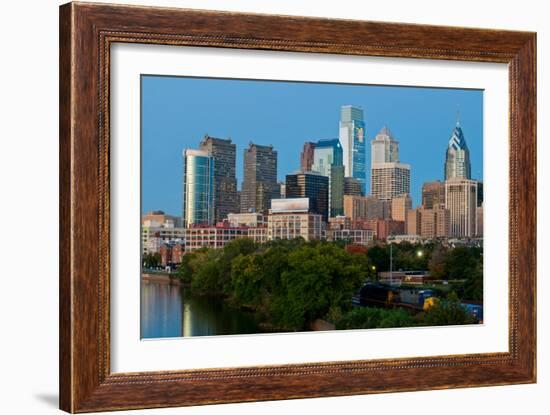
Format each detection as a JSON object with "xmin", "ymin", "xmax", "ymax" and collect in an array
[{"xmin": 59, "ymin": 2, "xmax": 536, "ymax": 412}]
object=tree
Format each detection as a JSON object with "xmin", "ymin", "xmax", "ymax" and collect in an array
[
  {"xmin": 423, "ymin": 292, "xmax": 475, "ymax": 326},
  {"xmin": 216, "ymin": 238, "xmax": 257, "ymax": 294},
  {"xmin": 334, "ymin": 307, "xmax": 414, "ymax": 330},
  {"xmin": 428, "ymin": 245, "xmax": 448, "ymax": 279},
  {"xmin": 189, "ymin": 249, "xmax": 222, "ymax": 294},
  {"xmin": 366, "ymin": 245, "xmax": 389, "ymax": 272},
  {"xmin": 463, "ymin": 262, "xmax": 483, "ymax": 301},
  {"xmin": 142, "ymin": 252, "xmax": 161, "ymax": 269},
  {"xmin": 446, "ymin": 247, "xmax": 479, "ymax": 279}
]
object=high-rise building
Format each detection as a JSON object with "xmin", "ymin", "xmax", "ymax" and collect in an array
[
  {"xmin": 371, "ymin": 126, "xmax": 398, "ymax": 165},
  {"xmin": 371, "ymin": 164, "xmax": 411, "ymax": 201},
  {"xmin": 407, "ymin": 206, "xmax": 450, "ymax": 239},
  {"xmin": 476, "ymin": 204, "xmax": 483, "ymax": 237},
  {"xmin": 344, "ymin": 177, "xmax": 362, "ymax": 196},
  {"xmin": 339, "ymin": 105, "xmax": 367, "ymax": 194},
  {"xmin": 370, "ymin": 127, "xmax": 411, "ymax": 201},
  {"xmin": 343, "ymin": 195, "xmax": 387, "ymax": 221},
  {"xmin": 444, "ymin": 118, "xmax": 471, "ymax": 180},
  {"xmin": 422, "ymin": 180, "xmax": 446, "ymax": 209},
  {"xmin": 477, "ymin": 181, "xmax": 484, "ymax": 207},
  {"xmin": 300, "ymin": 142, "xmax": 316, "ymax": 171},
  {"xmin": 406, "ymin": 208, "xmax": 422, "ymax": 236},
  {"xmin": 279, "ymin": 181, "xmax": 286, "ymax": 199},
  {"xmin": 370, "ymin": 219, "xmax": 405, "ymax": 240},
  {"xmin": 445, "ymin": 177, "xmax": 478, "ymax": 238},
  {"xmin": 391, "ymin": 194, "xmax": 412, "ymax": 223},
  {"xmin": 311, "ymin": 138, "xmax": 344, "ymax": 217},
  {"xmin": 285, "ymin": 170, "xmax": 329, "ymax": 222},
  {"xmin": 420, "ymin": 206, "xmax": 450, "ymax": 239},
  {"xmin": 183, "ymin": 149, "xmax": 214, "ymax": 227},
  {"xmin": 199, "ymin": 135, "xmax": 238, "ymax": 223},
  {"xmin": 241, "ymin": 143, "xmax": 278, "ymax": 214}
]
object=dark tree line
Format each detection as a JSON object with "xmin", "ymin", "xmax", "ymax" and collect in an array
[{"xmin": 176, "ymin": 238, "xmax": 483, "ymax": 331}]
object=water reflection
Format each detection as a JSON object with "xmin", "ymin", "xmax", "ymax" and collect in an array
[{"xmin": 141, "ymin": 281, "xmax": 261, "ymax": 338}]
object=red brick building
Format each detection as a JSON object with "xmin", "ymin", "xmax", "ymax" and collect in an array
[{"xmin": 159, "ymin": 242, "xmax": 185, "ymax": 266}]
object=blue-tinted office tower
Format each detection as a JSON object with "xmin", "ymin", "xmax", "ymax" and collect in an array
[
  {"xmin": 312, "ymin": 138, "xmax": 344, "ymax": 217},
  {"xmin": 183, "ymin": 149, "xmax": 214, "ymax": 227},
  {"xmin": 339, "ymin": 105, "xmax": 367, "ymax": 195},
  {"xmin": 444, "ymin": 117, "xmax": 471, "ymax": 180}
]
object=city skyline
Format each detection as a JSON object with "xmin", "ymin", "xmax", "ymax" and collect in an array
[{"xmin": 142, "ymin": 75, "xmax": 483, "ymax": 215}]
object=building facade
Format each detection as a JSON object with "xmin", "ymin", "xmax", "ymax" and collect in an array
[
  {"xmin": 391, "ymin": 194, "xmax": 412, "ymax": 223},
  {"xmin": 369, "ymin": 219, "xmax": 405, "ymax": 240},
  {"xmin": 159, "ymin": 242, "xmax": 185, "ymax": 266},
  {"xmin": 285, "ymin": 171, "xmax": 329, "ymax": 222},
  {"xmin": 422, "ymin": 180, "xmax": 446, "ymax": 209},
  {"xmin": 327, "ymin": 229, "xmax": 375, "ymax": 246},
  {"xmin": 343, "ymin": 195, "xmax": 387, "ymax": 222},
  {"xmin": 371, "ymin": 126, "xmax": 398, "ymax": 165},
  {"xmin": 371, "ymin": 163, "xmax": 411, "ymax": 201},
  {"xmin": 311, "ymin": 138, "xmax": 344, "ymax": 217},
  {"xmin": 142, "ymin": 210, "xmax": 182, "ymax": 228},
  {"xmin": 183, "ymin": 149, "xmax": 214, "ymax": 227},
  {"xmin": 476, "ymin": 205, "xmax": 484, "ymax": 237},
  {"xmin": 227, "ymin": 212, "xmax": 266, "ymax": 228},
  {"xmin": 241, "ymin": 143, "xmax": 279, "ymax": 214},
  {"xmin": 267, "ymin": 205, "xmax": 323, "ymax": 241},
  {"xmin": 406, "ymin": 206, "xmax": 450, "ymax": 239},
  {"xmin": 444, "ymin": 119, "xmax": 472, "ymax": 180},
  {"xmin": 370, "ymin": 126, "xmax": 411, "ymax": 201},
  {"xmin": 445, "ymin": 177, "xmax": 478, "ymax": 238},
  {"xmin": 199, "ymin": 135, "xmax": 238, "ymax": 223},
  {"xmin": 142, "ymin": 225, "xmax": 185, "ymax": 254},
  {"xmin": 344, "ymin": 177, "xmax": 362, "ymax": 196},
  {"xmin": 300, "ymin": 141, "xmax": 316, "ymax": 171},
  {"xmin": 339, "ymin": 105, "xmax": 367, "ymax": 194},
  {"xmin": 183, "ymin": 225, "xmax": 248, "ymax": 252},
  {"xmin": 406, "ymin": 208, "xmax": 422, "ymax": 236}
]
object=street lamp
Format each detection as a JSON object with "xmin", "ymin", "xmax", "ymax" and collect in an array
[{"xmin": 417, "ymin": 250, "xmax": 424, "ymax": 258}]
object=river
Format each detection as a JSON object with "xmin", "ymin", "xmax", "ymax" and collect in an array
[{"xmin": 140, "ymin": 280, "xmax": 262, "ymax": 338}]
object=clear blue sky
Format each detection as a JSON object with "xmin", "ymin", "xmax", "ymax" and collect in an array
[{"xmin": 142, "ymin": 75, "xmax": 483, "ymax": 215}]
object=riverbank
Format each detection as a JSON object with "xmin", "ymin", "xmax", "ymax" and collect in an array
[{"xmin": 142, "ymin": 272, "xmax": 181, "ymax": 285}]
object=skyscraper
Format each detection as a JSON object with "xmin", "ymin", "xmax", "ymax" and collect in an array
[
  {"xmin": 371, "ymin": 126, "xmax": 398, "ymax": 165},
  {"xmin": 370, "ymin": 127, "xmax": 411, "ymax": 201},
  {"xmin": 183, "ymin": 149, "xmax": 214, "ymax": 227},
  {"xmin": 422, "ymin": 180, "xmax": 446, "ymax": 209},
  {"xmin": 339, "ymin": 105, "xmax": 366, "ymax": 194},
  {"xmin": 311, "ymin": 138, "xmax": 344, "ymax": 217},
  {"xmin": 300, "ymin": 142, "xmax": 316, "ymax": 171},
  {"xmin": 343, "ymin": 195, "xmax": 387, "ymax": 221},
  {"xmin": 445, "ymin": 177, "xmax": 478, "ymax": 238},
  {"xmin": 344, "ymin": 177, "xmax": 362, "ymax": 196},
  {"xmin": 391, "ymin": 194, "xmax": 412, "ymax": 223},
  {"xmin": 285, "ymin": 170, "xmax": 329, "ymax": 222},
  {"xmin": 444, "ymin": 118, "xmax": 471, "ymax": 180},
  {"xmin": 199, "ymin": 135, "xmax": 238, "ymax": 223},
  {"xmin": 241, "ymin": 143, "xmax": 278, "ymax": 214}
]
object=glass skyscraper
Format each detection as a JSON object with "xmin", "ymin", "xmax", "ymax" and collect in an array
[
  {"xmin": 285, "ymin": 171, "xmax": 329, "ymax": 222},
  {"xmin": 183, "ymin": 149, "xmax": 214, "ymax": 227},
  {"xmin": 339, "ymin": 105, "xmax": 366, "ymax": 195},
  {"xmin": 311, "ymin": 138, "xmax": 344, "ymax": 217},
  {"xmin": 444, "ymin": 119, "xmax": 471, "ymax": 180}
]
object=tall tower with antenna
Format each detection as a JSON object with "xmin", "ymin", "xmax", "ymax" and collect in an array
[{"xmin": 444, "ymin": 112, "xmax": 471, "ymax": 180}]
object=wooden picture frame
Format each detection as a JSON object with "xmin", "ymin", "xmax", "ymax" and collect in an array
[{"xmin": 59, "ymin": 2, "xmax": 536, "ymax": 412}]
